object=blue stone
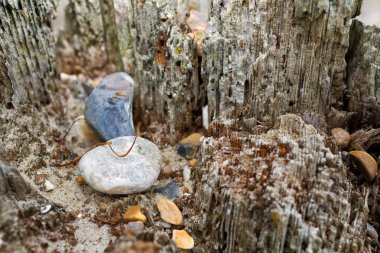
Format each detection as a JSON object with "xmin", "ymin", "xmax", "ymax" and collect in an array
[
  {"xmin": 153, "ymin": 181, "xmax": 180, "ymax": 200},
  {"xmin": 177, "ymin": 143, "xmax": 198, "ymax": 159},
  {"xmin": 85, "ymin": 72, "xmax": 136, "ymax": 141}
]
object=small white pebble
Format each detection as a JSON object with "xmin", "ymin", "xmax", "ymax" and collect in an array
[
  {"xmin": 183, "ymin": 166, "xmax": 191, "ymax": 182},
  {"xmin": 202, "ymin": 105, "xmax": 209, "ymax": 129},
  {"xmin": 44, "ymin": 180, "xmax": 55, "ymax": 192},
  {"xmin": 222, "ymin": 160, "xmax": 229, "ymax": 167}
]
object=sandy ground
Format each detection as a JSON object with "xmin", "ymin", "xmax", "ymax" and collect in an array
[{"xmin": 17, "ymin": 74, "xmax": 193, "ymax": 252}]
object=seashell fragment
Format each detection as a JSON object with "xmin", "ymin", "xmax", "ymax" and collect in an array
[
  {"xmin": 349, "ymin": 150, "xmax": 378, "ymax": 181},
  {"xmin": 156, "ymin": 197, "xmax": 182, "ymax": 225},
  {"xmin": 172, "ymin": 230, "xmax": 194, "ymax": 249}
]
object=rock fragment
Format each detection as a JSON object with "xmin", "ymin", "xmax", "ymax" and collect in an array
[
  {"xmin": 180, "ymin": 133, "xmax": 203, "ymax": 146},
  {"xmin": 172, "ymin": 230, "xmax": 194, "ymax": 249},
  {"xmin": 160, "ymin": 165, "xmax": 174, "ymax": 178},
  {"xmin": 123, "ymin": 206, "xmax": 147, "ymax": 223},
  {"xmin": 125, "ymin": 221, "xmax": 145, "ymax": 235},
  {"xmin": 188, "ymin": 159, "xmax": 198, "ymax": 167},
  {"xmin": 44, "ymin": 180, "xmax": 55, "ymax": 192},
  {"xmin": 34, "ymin": 173, "xmax": 48, "ymax": 185},
  {"xmin": 76, "ymin": 175, "xmax": 86, "ymax": 185},
  {"xmin": 349, "ymin": 150, "xmax": 378, "ymax": 181},
  {"xmin": 183, "ymin": 166, "xmax": 191, "ymax": 182},
  {"xmin": 178, "ymin": 133, "xmax": 203, "ymax": 159},
  {"xmin": 331, "ymin": 127, "xmax": 350, "ymax": 149},
  {"xmin": 156, "ymin": 197, "xmax": 183, "ymax": 225},
  {"xmin": 154, "ymin": 181, "xmax": 180, "ymax": 200},
  {"xmin": 85, "ymin": 72, "xmax": 136, "ymax": 140}
]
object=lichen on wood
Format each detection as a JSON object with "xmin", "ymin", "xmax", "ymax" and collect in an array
[
  {"xmin": 202, "ymin": 0, "xmax": 361, "ymax": 129},
  {"xmin": 0, "ymin": 0, "xmax": 59, "ymax": 108},
  {"xmin": 116, "ymin": 0, "xmax": 205, "ymax": 137}
]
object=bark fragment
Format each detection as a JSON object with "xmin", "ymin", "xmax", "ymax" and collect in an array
[
  {"xmin": 116, "ymin": 0, "xmax": 205, "ymax": 136},
  {"xmin": 0, "ymin": 0, "xmax": 58, "ymax": 108}
]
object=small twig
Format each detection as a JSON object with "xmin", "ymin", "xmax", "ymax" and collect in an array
[
  {"xmin": 108, "ymin": 136, "xmax": 138, "ymax": 157},
  {"xmin": 54, "ymin": 115, "xmax": 86, "ymax": 142},
  {"xmin": 55, "ymin": 141, "xmax": 112, "ymax": 167},
  {"xmin": 54, "ymin": 136, "xmax": 138, "ymax": 167}
]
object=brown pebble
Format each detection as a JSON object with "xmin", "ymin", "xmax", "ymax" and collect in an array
[
  {"xmin": 349, "ymin": 151, "xmax": 378, "ymax": 181},
  {"xmin": 76, "ymin": 175, "xmax": 86, "ymax": 185},
  {"xmin": 160, "ymin": 165, "xmax": 174, "ymax": 178},
  {"xmin": 188, "ymin": 159, "xmax": 198, "ymax": 167},
  {"xmin": 156, "ymin": 197, "xmax": 183, "ymax": 225},
  {"xmin": 98, "ymin": 202, "xmax": 108, "ymax": 211},
  {"xmin": 180, "ymin": 133, "xmax": 203, "ymax": 146},
  {"xmin": 331, "ymin": 128, "xmax": 350, "ymax": 149},
  {"xmin": 172, "ymin": 230, "xmax": 194, "ymax": 249},
  {"xmin": 35, "ymin": 173, "xmax": 48, "ymax": 185},
  {"xmin": 123, "ymin": 205, "xmax": 147, "ymax": 223}
]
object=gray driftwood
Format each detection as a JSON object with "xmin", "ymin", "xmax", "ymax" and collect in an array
[
  {"xmin": 0, "ymin": 1, "xmax": 67, "ymax": 251},
  {"xmin": 114, "ymin": 0, "xmax": 379, "ymax": 252},
  {"xmin": 1, "ymin": 0, "xmax": 380, "ymax": 252}
]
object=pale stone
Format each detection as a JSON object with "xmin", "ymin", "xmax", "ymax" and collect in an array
[
  {"xmin": 156, "ymin": 197, "xmax": 183, "ymax": 225},
  {"xmin": 125, "ymin": 221, "xmax": 145, "ymax": 235},
  {"xmin": 44, "ymin": 180, "xmax": 55, "ymax": 192},
  {"xmin": 183, "ymin": 166, "xmax": 191, "ymax": 182},
  {"xmin": 79, "ymin": 136, "xmax": 162, "ymax": 194}
]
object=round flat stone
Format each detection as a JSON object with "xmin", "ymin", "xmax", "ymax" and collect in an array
[
  {"xmin": 79, "ymin": 136, "xmax": 162, "ymax": 194},
  {"xmin": 331, "ymin": 128, "xmax": 350, "ymax": 149}
]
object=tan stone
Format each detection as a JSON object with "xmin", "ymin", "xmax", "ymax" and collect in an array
[
  {"xmin": 76, "ymin": 175, "xmax": 86, "ymax": 185},
  {"xmin": 331, "ymin": 128, "xmax": 350, "ymax": 149},
  {"xmin": 179, "ymin": 133, "xmax": 203, "ymax": 146},
  {"xmin": 188, "ymin": 159, "xmax": 198, "ymax": 167},
  {"xmin": 156, "ymin": 197, "xmax": 182, "ymax": 225},
  {"xmin": 349, "ymin": 151, "xmax": 378, "ymax": 181},
  {"xmin": 172, "ymin": 230, "xmax": 194, "ymax": 249},
  {"xmin": 34, "ymin": 173, "xmax": 48, "ymax": 185},
  {"xmin": 123, "ymin": 205, "xmax": 147, "ymax": 223}
]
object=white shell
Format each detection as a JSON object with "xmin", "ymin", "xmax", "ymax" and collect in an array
[
  {"xmin": 79, "ymin": 136, "xmax": 162, "ymax": 194},
  {"xmin": 44, "ymin": 180, "xmax": 55, "ymax": 192}
]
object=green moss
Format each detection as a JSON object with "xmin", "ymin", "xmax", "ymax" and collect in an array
[{"xmin": 175, "ymin": 47, "xmax": 184, "ymax": 55}]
